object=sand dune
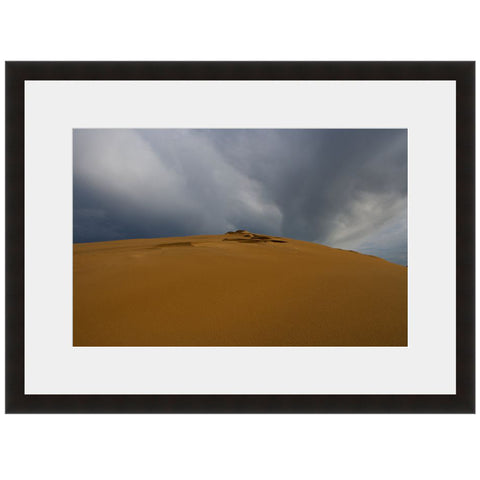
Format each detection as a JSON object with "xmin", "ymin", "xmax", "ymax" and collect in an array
[{"xmin": 73, "ymin": 231, "xmax": 407, "ymax": 346}]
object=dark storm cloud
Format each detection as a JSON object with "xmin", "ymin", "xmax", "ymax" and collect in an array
[{"xmin": 73, "ymin": 129, "xmax": 407, "ymax": 265}]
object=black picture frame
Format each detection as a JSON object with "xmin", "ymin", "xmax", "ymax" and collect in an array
[{"xmin": 5, "ymin": 61, "xmax": 475, "ymax": 413}]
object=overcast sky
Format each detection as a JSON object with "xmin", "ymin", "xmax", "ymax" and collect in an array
[{"xmin": 73, "ymin": 129, "xmax": 407, "ymax": 265}]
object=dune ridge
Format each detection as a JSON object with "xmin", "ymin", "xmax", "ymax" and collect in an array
[{"xmin": 73, "ymin": 231, "xmax": 407, "ymax": 346}]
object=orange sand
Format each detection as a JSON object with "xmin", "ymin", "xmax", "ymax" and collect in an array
[{"xmin": 73, "ymin": 231, "xmax": 407, "ymax": 346}]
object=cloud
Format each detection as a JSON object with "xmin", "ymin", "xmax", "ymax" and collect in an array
[{"xmin": 73, "ymin": 129, "xmax": 407, "ymax": 265}]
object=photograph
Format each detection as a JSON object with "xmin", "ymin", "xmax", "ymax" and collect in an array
[
  {"xmin": 6, "ymin": 60, "xmax": 474, "ymax": 413},
  {"xmin": 73, "ymin": 128, "xmax": 407, "ymax": 346},
  {"xmin": 1, "ymin": 3, "xmax": 478, "ymax": 480}
]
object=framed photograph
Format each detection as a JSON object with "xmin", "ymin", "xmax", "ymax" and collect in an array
[{"xmin": 5, "ymin": 61, "xmax": 475, "ymax": 413}]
